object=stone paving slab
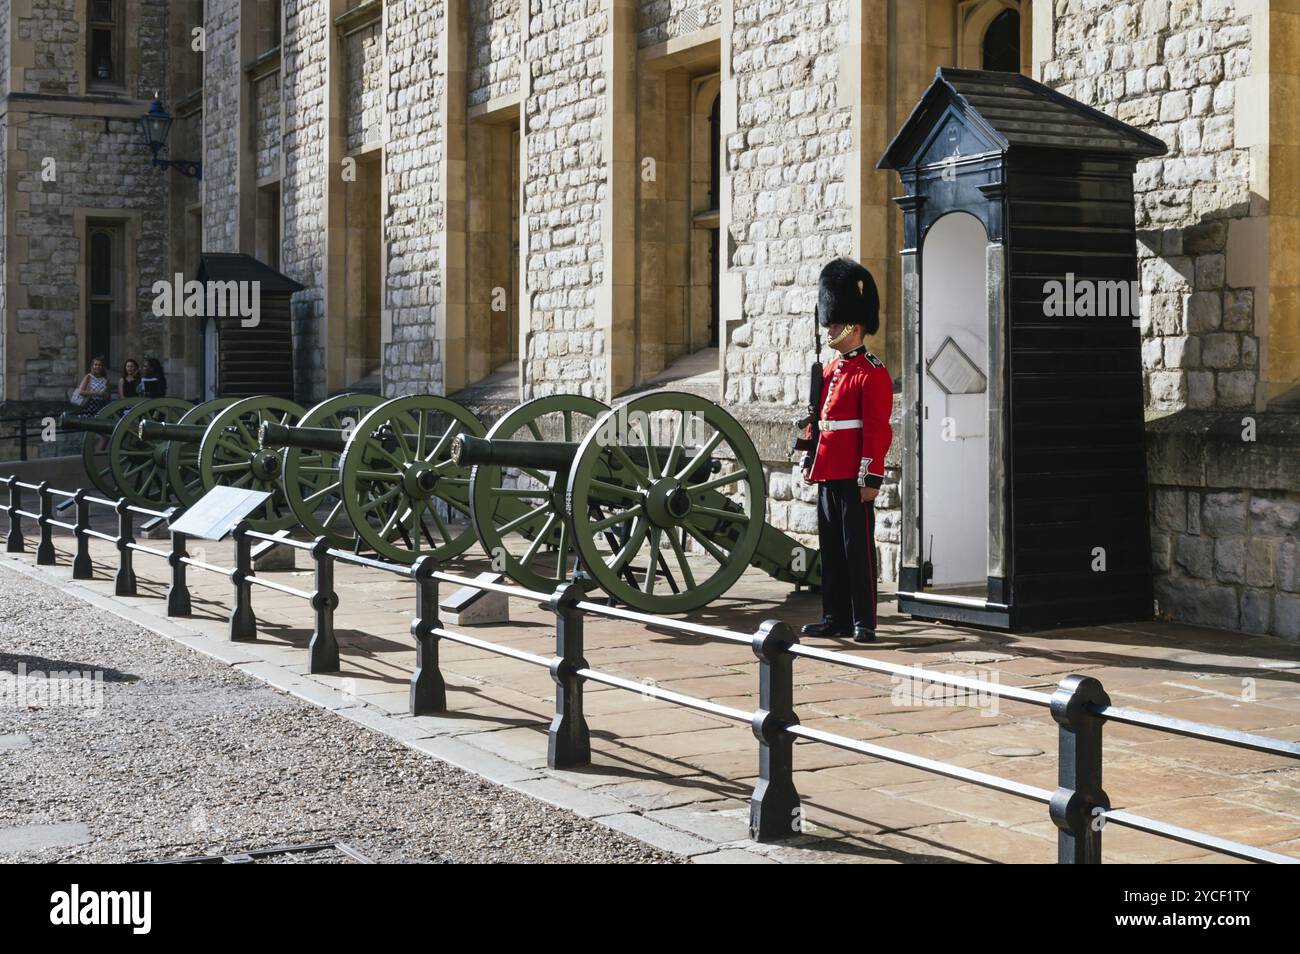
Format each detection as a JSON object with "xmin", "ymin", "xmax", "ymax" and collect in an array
[{"xmin": 5, "ymin": 528, "xmax": 1300, "ymax": 864}]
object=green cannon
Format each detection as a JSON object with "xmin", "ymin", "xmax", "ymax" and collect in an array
[
  {"xmin": 60, "ymin": 397, "xmax": 192, "ymax": 507},
  {"xmin": 256, "ymin": 394, "xmax": 486, "ymax": 561},
  {"xmin": 138, "ymin": 395, "xmax": 306, "ymax": 531},
  {"xmin": 452, "ymin": 391, "xmax": 821, "ymax": 614}
]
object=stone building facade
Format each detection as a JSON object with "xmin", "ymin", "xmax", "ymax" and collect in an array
[
  {"xmin": 1, "ymin": 0, "xmax": 1296, "ymax": 636},
  {"xmin": 1, "ymin": 0, "xmax": 176, "ymax": 403}
]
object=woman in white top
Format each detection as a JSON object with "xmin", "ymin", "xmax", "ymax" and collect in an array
[{"xmin": 76, "ymin": 355, "xmax": 112, "ymax": 417}]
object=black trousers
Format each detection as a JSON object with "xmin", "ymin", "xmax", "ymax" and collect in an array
[{"xmin": 817, "ymin": 480, "xmax": 878, "ymax": 630}]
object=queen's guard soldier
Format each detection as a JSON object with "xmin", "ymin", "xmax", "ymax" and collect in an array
[{"xmin": 796, "ymin": 258, "xmax": 893, "ymax": 643}]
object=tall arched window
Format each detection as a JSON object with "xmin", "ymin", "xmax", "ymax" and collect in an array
[
  {"xmin": 87, "ymin": 226, "xmax": 120, "ymax": 365},
  {"xmin": 981, "ymin": 9, "xmax": 1021, "ymax": 73}
]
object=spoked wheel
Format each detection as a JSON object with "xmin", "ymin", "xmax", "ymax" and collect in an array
[
  {"xmin": 80, "ymin": 398, "xmax": 144, "ymax": 498},
  {"xmin": 339, "ymin": 395, "xmax": 486, "ymax": 563},
  {"xmin": 567, "ymin": 391, "xmax": 766, "ymax": 613},
  {"xmin": 166, "ymin": 398, "xmax": 239, "ymax": 509},
  {"xmin": 281, "ymin": 392, "xmax": 387, "ymax": 546},
  {"xmin": 109, "ymin": 398, "xmax": 192, "ymax": 509},
  {"xmin": 196, "ymin": 396, "xmax": 306, "ymax": 531},
  {"xmin": 468, "ymin": 395, "xmax": 610, "ymax": 594}
]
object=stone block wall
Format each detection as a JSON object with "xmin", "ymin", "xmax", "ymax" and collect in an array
[
  {"xmin": 2, "ymin": 1, "xmax": 171, "ymax": 401},
  {"xmin": 520, "ymin": 0, "xmax": 609, "ymax": 400},
  {"xmin": 638, "ymin": 0, "xmax": 722, "ymax": 47},
  {"xmin": 204, "ymin": 0, "xmax": 243, "ymax": 253},
  {"xmin": 1, "ymin": 112, "xmax": 6, "ymax": 398},
  {"xmin": 15, "ymin": 0, "xmax": 78, "ymax": 95},
  {"xmin": 136, "ymin": 1, "xmax": 169, "ymax": 100},
  {"xmin": 1042, "ymin": 0, "xmax": 1259, "ymax": 413},
  {"xmin": 281, "ymin": 0, "xmax": 330, "ymax": 398},
  {"xmin": 0, "ymin": 0, "xmax": 8, "ymax": 98},
  {"xmin": 7, "ymin": 0, "xmax": 168, "ymax": 97},
  {"xmin": 724, "ymin": 0, "xmax": 855, "ymax": 409},
  {"xmin": 254, "ymin": 71, "xmax": 283, "ymax": 180},
  {"xmin": 468, "ymin": 0, "xmax": 521, "ymax": 106},
  {"xmin": 1147, "ymin": 413, "xmax": 1300, "ymax": 638},
  {"xmin": 345, "ymin": 19, "xmax": 385, "ymax": 153},
  {"xmin": 1038, "ymin": 1, "xmax": 1298, "ymax": 637},
  {"xmin": 9, "ymin": 116, "xmax": 169, "ymax": 398},
  {"xmin": 382, "ymin": 1, "xmax": 446, "ymax": 397}
]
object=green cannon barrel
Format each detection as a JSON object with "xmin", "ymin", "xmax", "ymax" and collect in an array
[
  {"xmin": 139, "ymin": 420, "xmax": 208, "ymax": 443},
  {"xmin": 59, "ymin": 413, "xmax": 116, "ymax": 437},
  {"xmin": 451, "ymin": 434, "xmax": 576, "ymax": 471},
  {"xmin": 258, "ymin": 421, "xmax": 348, "ymax": 453}
]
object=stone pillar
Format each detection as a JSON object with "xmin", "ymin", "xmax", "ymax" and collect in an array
[
  {"xmin": 602, "ymin": 0, "xmax": 637, "ymax": 400},
  {"xmin": 440, "ymin": 0, "xmax": 469, "ymax": 395},
  {"xmin": 323, "ymin": 0, "xmax": 350, "ymax": 394},
  {"xmin": 843, "ymin": 0, "xmax": 896, "ymax": 369},
  {"xmin": 1262, "ymin": 1, "xmax": 1300, "ymax": 407},
  {"xmin": 520, "ymin": 0, "xmax": 629, "ymax": 401}
]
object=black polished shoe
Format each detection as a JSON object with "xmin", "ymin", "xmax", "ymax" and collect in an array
[
  {"xmin": 801, "ymin": 618, "xmax": 852, "ymax": 638},
  {"xmin": 852, "ymin": 626, "xmax": 876, "ymax": 644}
]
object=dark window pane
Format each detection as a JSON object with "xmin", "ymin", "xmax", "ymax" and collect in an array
[
  {"xmin": 91, "ymin": 29, "xmax": 114, "ymax": 80},
  {"xmin": 90, "ymin": 303, "xmax": 113, "ymax": 361},
  {"xmin": 90, "ymin": 232, "xmax": 113, "ymax": 296},
  {"xmin": 92, "ymin": 0, "xmax": 114, "ymax": 22},
  {"xmin": 982, "ymin": 10, "xmax": 1021, "ymax": 73}
]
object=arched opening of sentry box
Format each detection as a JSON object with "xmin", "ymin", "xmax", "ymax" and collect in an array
[{"xmin": 920, "ymin": 211, "xmax": 990, "ymax": 600}]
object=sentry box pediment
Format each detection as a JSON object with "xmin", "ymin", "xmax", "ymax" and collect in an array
[{"xmin": 877, "ymin": 69, "xmax": 1165, "ymax": 631}]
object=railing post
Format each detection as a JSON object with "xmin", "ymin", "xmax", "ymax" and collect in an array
[
  {"xmin": 35, "ymin": 481, "xmax": 55, "ymax": 565},
  {"xmin": 1050, "ymin": 674, "xmax": 1111, "ymax": 864},
  {"xmin": 3, "ymin": 477, "xmax": 22, "ymax": 553},
  {"xmin": 114, "ymin": 498, "xmax": 137, "ymax": 596},
  {"xmin": 548, "ymin": 581, "xmax": 591, "ymax": 769},
  {"xmin": 229, "ymin": 521, "xmax": 256, "ymax": 641},
  {"xmin": 749, "ymin": 619, "xmax": 802, "ymax": 842},
  {"xmin": 409, "ymin": 555, "xmax": 446, "ymax": 715},
  {"xmin": 166, "ymin": 510, "xmax": 191, "ymax": 617},
  {"xmin": 308, "ymin": 537, "xmax": 339, "ymax": 673},
  {"xmin": 72, "ymin": 490, "xmax": 93, "ymax": 579}
]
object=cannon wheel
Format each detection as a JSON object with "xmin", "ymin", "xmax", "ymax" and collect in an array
[
  {"xmin": 339, "ymin": 395, "xmax": 486, "ymax": 563},
  {"xmin": 281, "ymin": 392, "xmax": 387, "ymax": 547},
  {"xmin": 108, "ymin": 398, "xmax": 193, "ymax": 509},
  {"xmin": 165, "ymin": 398, "xmax": 240, "ymax": 509},
  {"xmin": 196, "ymin": 396, "xmax": 307, "ymax": 531},
  {"xmin": 567, "ymin": 391, "xmax": 766, "ymax": 613},
  {"xmin": 80, "ymin": 398, "xmax": 145, "ymax": 498},
  {"xmin": 469, "ymin": 394, "xmax": 610, "ymax": 594}
]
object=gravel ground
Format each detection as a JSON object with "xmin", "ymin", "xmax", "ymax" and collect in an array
[{"xmin": 0, "ymin": 566, "xmax": 677, "ymax": 864}]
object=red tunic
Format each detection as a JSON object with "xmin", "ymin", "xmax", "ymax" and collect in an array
[{"xmin": 806, "ymin": 347, "xmax": 893, "ymax": 487}]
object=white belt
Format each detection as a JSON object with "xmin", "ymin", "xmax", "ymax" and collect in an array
[{"xmin": 818, "ymin": 419, "xmax": 862, "ymax": 432}]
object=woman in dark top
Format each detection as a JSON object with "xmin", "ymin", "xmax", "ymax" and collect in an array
[
  {"xmin": 118, "ymin": 358, "xmax": 141, "ymax": 399},
  {"xmin": 141, "ymin": 358, "xmax": 167, "ymax": 398}
]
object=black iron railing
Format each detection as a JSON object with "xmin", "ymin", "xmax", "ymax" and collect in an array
[
  {"xmin": 2, "ymin": 474, "xmax": 1297, "ymax": 864},
  {"xmin": 0, "ymin": 414, "xmax": 79, "ymax": 462}
]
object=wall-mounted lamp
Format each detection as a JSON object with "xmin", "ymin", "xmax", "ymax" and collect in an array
[{"xmin": 138, "ymin": 96, "xmax": 202, "ymax": 180}]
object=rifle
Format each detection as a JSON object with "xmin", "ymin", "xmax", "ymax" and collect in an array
[{"xmin": 791, "ymin": 317, "xmax": 823, "ymax": 473}]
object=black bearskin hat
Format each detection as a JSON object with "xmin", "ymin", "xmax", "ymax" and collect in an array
[{"xmin": 815, "ymin": 257, "xmax": 879, "ymax": 335}]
